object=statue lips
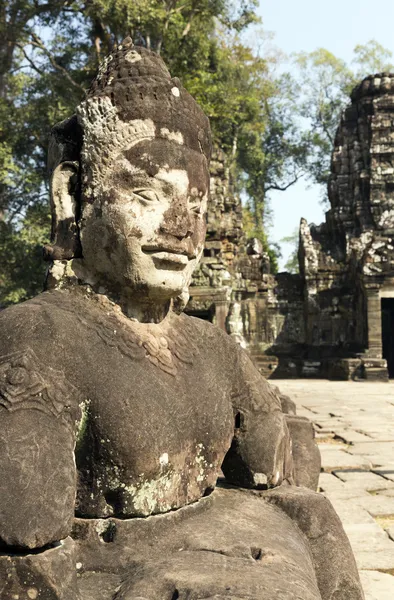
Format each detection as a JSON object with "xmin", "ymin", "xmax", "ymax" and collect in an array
[{"xmin": 142, "ymin": 243, "xmax": 193, "ymax": 270}]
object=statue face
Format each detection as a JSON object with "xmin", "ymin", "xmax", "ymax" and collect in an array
[{"xmin": 79, "ymin": 138, "xmax": 209, "ymax": 300}]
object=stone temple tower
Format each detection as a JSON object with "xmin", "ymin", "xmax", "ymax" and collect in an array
[{"xmin": 299, "ymin": 73, "xmax": 394, "ymax": 380}]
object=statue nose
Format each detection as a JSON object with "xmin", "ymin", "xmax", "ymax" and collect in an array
[{"xmin": 160, "ymin": 199, "xmax": 194, "ymax": 239}]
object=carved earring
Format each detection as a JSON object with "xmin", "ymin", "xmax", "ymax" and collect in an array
[{"xmin": 44, "ymin": 161, "xmax": 82, "ymax": 261}]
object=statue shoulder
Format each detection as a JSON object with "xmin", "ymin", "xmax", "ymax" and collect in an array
[
  {"xmin": 177, "ymin": 312, "xmax": 251, "ymax": 374},
  {"xmin": 0, "ymin": 292, "xmax": 83, "ymax": 427},
  {"xmin": 178, "ymin": 312, "xmax": 234, "ymax": 345},
  {"xmin": 0, "ymin": 290, "xmax": 79, "ymax": 348},
  {"xmin": 180, "ymin": 314, "xmax": 282, "ymax": 410},
  {"xmin": 0, "ymin": 294, "xmax": 80, "ymax": 550}
]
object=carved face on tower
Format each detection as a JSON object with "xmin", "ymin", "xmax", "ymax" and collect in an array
[{"xmin": 48, "ymin": 38, "xmax": 211, "ymax": 303}]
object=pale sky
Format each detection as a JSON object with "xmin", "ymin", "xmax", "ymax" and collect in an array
[{"xmin": 256, "ymin": 0, "xmax": 394, "ymax": 269}]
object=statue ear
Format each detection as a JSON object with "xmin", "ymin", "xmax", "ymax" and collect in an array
[{"xmin": 45, "ymin": 161, "xmax": 82, "ymax": 261}]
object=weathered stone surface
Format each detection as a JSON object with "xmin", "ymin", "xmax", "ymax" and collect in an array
[
  {"xmin": 186, "ymin": 147, "xmax": 306, "ymax": 379},
  {"xmin": 0, "ymin": 290, "xmax": 292, "ymax": 522},
  {"xmin": 181, "ymin": 71, "xmax": 394, "ymax": 381},
  {"xmin": 385, "ymin": 524, "xmax": 394, "ymax": 540},
  {"xmin": 359, "ymin": 570, "xmax": 394, "ymax": 600},
  {"xmin": 75, "ymin": 488, "xmax": 323, "ymax": 600},
  {"xmin": 372, "ymin": 466, "xmax": 394, "ymax": 481},
  {"xmin": 350, "ymin": 442, "xmax": 394, "ymax": 456},
  {"xmin": 335, "ymin": 430, "xmax": 373, "ymax": 444},
  {"xmin": 376, "ymin": 488, "xmax": 394, "ymax": 498},
  {"xmin": 189, "ymin": 73, "xmax": 394, "ymax": 379},
  {"xmin": 320, "ymin": 448, "xmax": 372, "ymax": 471},
  {"xmin": 263, "ymin": 486, "xmax": 364, "ymax": 600},
  {"xmin": 276, "ymin": 387, "xmax": 297, "ymax": 415},
  {"xmin": 278, "ymin": 379, "xmax": 394, "ymax": 585},
  {"xmin": 71, "ymin": 486, "xmax": 365, "ymax": 600},
  {"xmin": 358, "ymin": 455, "xmax": 394, "ymax": 468},
  {"xmin": 295, "ymin": 74, "xmax": 394, "ymax": 380},
  {"xmin": 267, "ymin": 384, "xmax": 321, "ymax": 489},
  {"xmin": 286, "ymin": 415, "xmax": 321, "ymax": 490},
  {"xmin": 323, "ymin": 487, "xmax": 371, "ymax": 502},
  {"xmin": 334, "ymin": 470, "xmax": 394, "ymax": 491},
  {"xmin": 342, "ymin": 522, "xmax": 389, "ymax": 552},
  {"xmin": 356, "ymin": 548, "xmax": 394, "ymax": 571},
  {"xmin": 0, "ymin": 537, "xmax": 79, "ymax": 600},
  {"xmin": 319, "ymin": 472, "xmax": 348, "ymax": 492},
  {"xmin": 355, "ymin": 495, "xmax": 394, "ymax": 517}
]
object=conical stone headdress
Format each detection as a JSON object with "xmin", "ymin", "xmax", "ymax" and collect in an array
[
  {"xmin": 86, "ymin": 38, "xmax": 210, "ymax": 154},
  {"xmin": 49, "ymin": 37, "xmax": 211, "ymax": 184},
  {"xmin": 75, "ymin": 38, "xmax": 211, "ymax": 197}
]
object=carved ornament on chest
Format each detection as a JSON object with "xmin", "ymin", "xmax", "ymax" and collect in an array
[{"xmin": 77, "ymin": 309, "xmax": 199, "ymax": 376}]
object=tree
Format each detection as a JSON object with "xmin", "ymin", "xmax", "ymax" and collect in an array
[
  {"xmin": 240, "ymin": 72, "xmax": 310, "ymax": 227},
  {"xmin": 82, "ymin": 0, "xmax": 260, "ymax": 57},
  {"xmin": 352, "ymin": 40, "xmax": 394, "ymax": 79},
  {"xmin": 0, "ymin": 203, "xmax": 50, "ymax": 305},
  {"xmin": 238, "ymin": 69, "xmax": 311, "ymax": 271}
]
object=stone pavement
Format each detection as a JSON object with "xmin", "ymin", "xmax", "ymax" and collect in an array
[{"xmin": 277, "ymin": 379, "xmax": 394, "ymax": 600}]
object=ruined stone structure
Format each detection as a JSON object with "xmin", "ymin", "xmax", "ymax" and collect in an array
[
  {"xmin": 297, "ymin": 73, "xmax": 394, "ymax": 381},
  {"xmin": 0, "ymin": 39, "xmax": 363, "ymax": 600},
  {"xmin": 186, "ymin": 150, "xmax": 305, "ymax": 379},
  {"xmin": 192, "ymin": 74, "xmax": 394, "ymax": 381}
]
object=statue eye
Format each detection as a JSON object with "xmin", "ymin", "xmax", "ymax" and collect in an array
[
  {"xmin": 132, "ymin": 189, "xmax": 159, "ymax": 203},
  {"xmin": 189, "ymin": 198, "xmax": 203, "ymax": 214},
  {"xmin": 189, "ymin": 191, "xmax": 202, "ymax": 214},
  {"xmin": 190, "ymin": 203, "xmax": 201, "ymax": 214}
]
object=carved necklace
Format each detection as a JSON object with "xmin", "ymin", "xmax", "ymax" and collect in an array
[{"xmin": 77, "ymin": 301, "xmax": 198, "ymax": 377}]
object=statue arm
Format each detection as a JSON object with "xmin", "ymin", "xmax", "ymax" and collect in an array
[
  {"xmin": 222, "ymin": 345, "xmax": 293, "ymax": 489},
  {"xmin": 0, "ymin": 347, "xmax": 80, "ymax": 550}
]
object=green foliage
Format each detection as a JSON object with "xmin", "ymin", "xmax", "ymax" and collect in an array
[
  {"xmin": 0, "ymin": 203, "xmax": 50, "ymax": 306},
  {"xmin": 352, "ymin": 40, "xmax": 394, "ymax": 78},
  {"xmin": 238, "ymin": 71, "xmax": 310, "ymax": 228},
  {"xmin": 280, "ymin": 228, "xmax": 299, "ymax": 274},
  {"xmin": 292, "ymin": 48, "xmax": 352, "ymax": 189}
]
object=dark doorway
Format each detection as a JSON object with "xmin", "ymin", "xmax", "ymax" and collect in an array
[
  {"xmin": 381, "ymin": 298, "xmax": 394, "ymax": 377},
  {"xmin": 185, "ymin": 308, "xmax": 214, "ymax": 323}
]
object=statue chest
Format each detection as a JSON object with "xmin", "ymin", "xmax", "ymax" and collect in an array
[{"xmin": 73, "ymin": 314, "xmax": 235, "ymax": 518}]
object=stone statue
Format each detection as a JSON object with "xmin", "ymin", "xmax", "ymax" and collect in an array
[{"xmin": 0, "ymin": 39, "xmax": 363, "ymax": 600}]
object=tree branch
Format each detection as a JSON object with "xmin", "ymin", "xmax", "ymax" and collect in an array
[
  {"xmin": 317, "ymin": 109, "xmax": 334, "ymax": 145},
  {"xmin": 182, "ymin": 7, "xmax": 201, "ymax": 37},
  {"xmin": 15, "ymin": 43, "xmax": 45, "ymax": 76},
  {"xmin": 265, "ymin": 171, "xmax": 305, "ymax": 193},
  {"xmin": 32, "ymin": 0, "xmax": 73, "ymax": 15},
  {"xmin": 30, "ymin": 33, "xmax": 86, "ymax": 94}
]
